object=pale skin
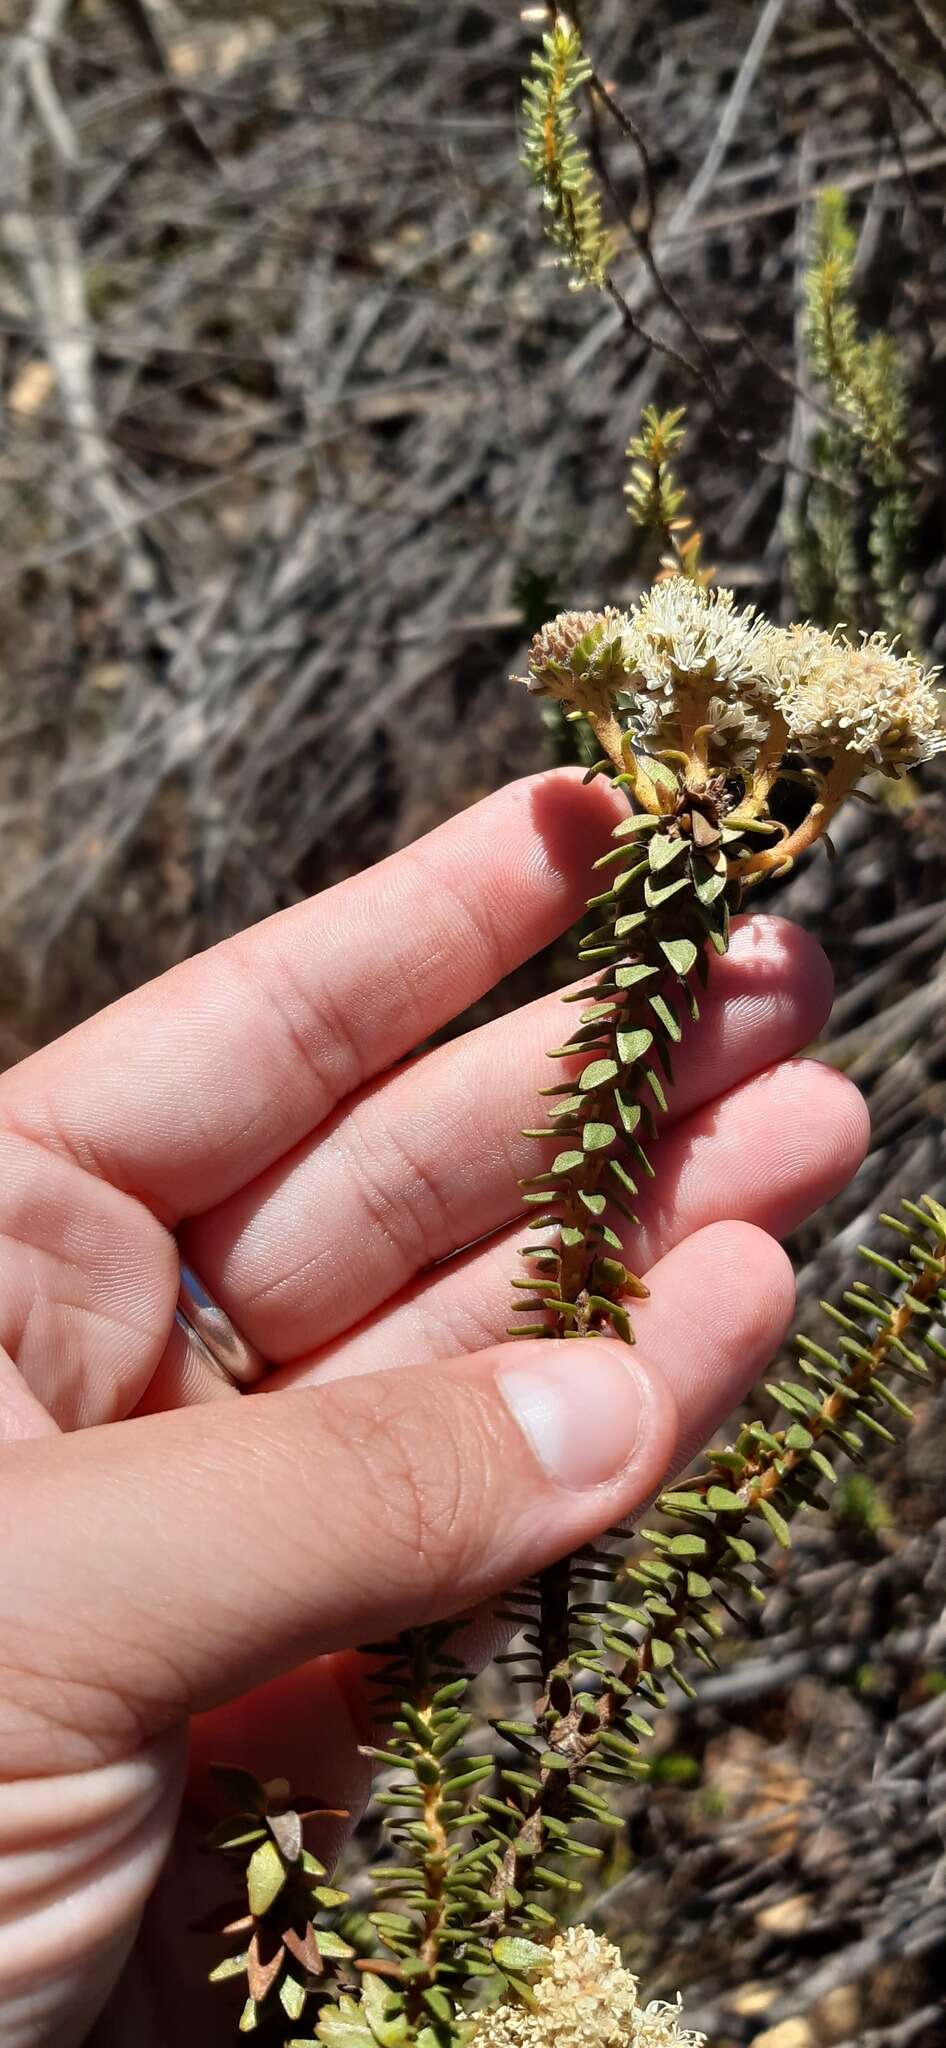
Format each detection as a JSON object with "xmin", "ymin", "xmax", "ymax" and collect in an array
[{"xmin": 0, "ymin": 768, "xmax": 870, "ymax": 2048}]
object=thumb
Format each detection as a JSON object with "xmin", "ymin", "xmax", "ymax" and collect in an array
[{"xmin": 1, "ymin": 1338, "xmax": 676, "ymax": 1774}]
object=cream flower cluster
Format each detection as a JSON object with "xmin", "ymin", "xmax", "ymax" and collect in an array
[
  {"xmin": 521, "ymin": 581, "xmax": 944, "ymax": 775},
  {"xmin": 770, "ymin": 622, "xmax": 945, "ymax": 769},
  {"xmin": 468, "ymin": 1926, "xmax": 706, "ymax": 2048},
  {"xmin": 620, "ymin": 582, "xmax": 774, "ymax": 770},
  {"xmin": 623, "ymin": 582, "xmax": 771, "ymax": 698}
]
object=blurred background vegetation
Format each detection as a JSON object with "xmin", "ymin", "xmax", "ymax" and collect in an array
[{"xmin": 3, "ymin": 2, "xmax": 946, "ymax": 2042}]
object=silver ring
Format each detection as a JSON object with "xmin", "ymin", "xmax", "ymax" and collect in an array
[{"xmin": 175, "ymin": 1263, "xmax": 267, "ymax": 1389}]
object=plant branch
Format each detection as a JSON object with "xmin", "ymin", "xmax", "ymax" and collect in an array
[
  {"xmin": 830, "ymin": 0, "xmax": 946, "ymax": 147},
  {"xmin": 486, "ymin": 1197, "xmax": 946, "ymax": 1932},
  {"xmin": 730, "ymin": 755, "xmax": 863, "ymax": 880}
]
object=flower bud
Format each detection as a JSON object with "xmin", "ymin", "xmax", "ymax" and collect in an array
[{"xmin": 518, "ymin": 609, "xmax": 632, "ymax": 717}]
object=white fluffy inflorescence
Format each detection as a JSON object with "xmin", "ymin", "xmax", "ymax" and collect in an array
[
  {"xmin": 518, "ymin": 582, "xmax": 944, "ymax": 778},
  {"xmin": 468, "ymin": 1927, "xmax": 706, "ymax": 2048},
  {"xmin": 765, "ymin": 623, "xmax": 945, "ymax": 770},
  {"xmin": 620, "ymin": 581, "xmax": 773, "ymax": 763},
  {"xmin": 623, "ymin": 581, "xmax": 770, "ymax": 704}
]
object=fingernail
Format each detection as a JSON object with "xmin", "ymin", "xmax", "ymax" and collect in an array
[{"xmin": 498, "ymin": 1343, "xmax": 651, "ymax": 1489}]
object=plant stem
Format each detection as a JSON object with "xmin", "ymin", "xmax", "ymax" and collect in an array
[
  {"xmin": 730, "ymin": 755, "xmax": 861, "ymax": 880},
  {"xmin": 416, "ymin": 1723, "xmax": 450, "ymax": 1994},
  {"xmin": 488, "ymin": 1206, "xmax": 946, "ymax": 1931}
]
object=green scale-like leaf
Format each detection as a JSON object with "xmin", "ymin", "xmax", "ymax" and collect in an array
[
  {"xmin": 513, "ymin": 808, "xmax": 734, "ymax": 1349},
  {"xmin": 482, "ymin": 1198, "xmax": 946, "ymax": 1941}
]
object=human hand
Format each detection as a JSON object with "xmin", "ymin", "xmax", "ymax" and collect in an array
[{"xmin": 0, "ymin": 770, "xmax": 868, "ymax": 2047}]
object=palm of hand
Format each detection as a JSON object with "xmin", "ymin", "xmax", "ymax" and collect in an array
[{"xmin": 0, "ymin": 772, "xmax": 865, "ymax": 2047}]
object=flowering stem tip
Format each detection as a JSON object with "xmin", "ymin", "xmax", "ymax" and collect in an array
[{"xmin": 512, "ymin": 583, "xmax": 943, "ymax": 1348}]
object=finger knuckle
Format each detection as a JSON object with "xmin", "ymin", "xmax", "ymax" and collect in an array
[{"xmin": 330, "ymin": 1371, "xmax": 498, "ymax": 1602}]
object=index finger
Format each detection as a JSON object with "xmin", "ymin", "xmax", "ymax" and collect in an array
[{"xmin": 0, "ymin": 770, "xmax": 624, "ymax": 1224}]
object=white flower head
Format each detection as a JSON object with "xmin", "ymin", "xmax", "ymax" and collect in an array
[
  {"xmin": 766, "ymin": 623, "xmax": 945, "ymax": 770},
  {"xmin": 621, "ymin": 581, "xmax": 776, "ymax": 771},
  {"xmin": 468, "ymin": 1926, "xmax": 706, "ymax": 2048},
  {"xmin": 625, "ymin": 581, "xmax": 771, "ymax": 695}
]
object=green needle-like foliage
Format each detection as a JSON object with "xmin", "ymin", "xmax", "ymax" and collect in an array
[
  {"xmin": 806, "ymin": 192, "xmax": 911, "ymax": 490},
  {"xmin": 625, "ymin": 408, "xmax": 714, "ymax": 586},
  {"xmin": 358, "ymin": 1627, "xmax": 496, "ymax": 2008},
  {"xmin": 205, "ymin": 1197, "xmax": 946, "ymax": 2043},
  {"xmin": 481, "ymin": 1197, "xmax": 946, "ymax": 1932},
  {"xmin": 792, "ymin": 189, "xmax": 918, "ymax": 639},
  {"xmin": 514, "ymin": 793, "xmax": 739, "ymax": 1345},
  {"xmin": 521, "ymin": 17, "xmax": 612, "ymax": 290}
]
